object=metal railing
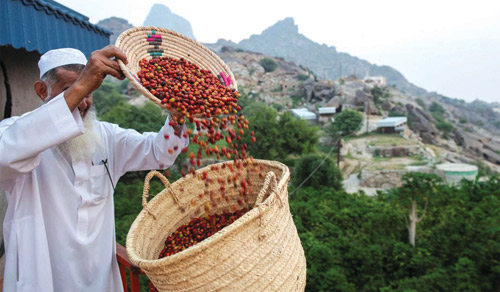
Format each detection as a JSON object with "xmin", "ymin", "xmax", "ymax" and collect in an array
[{"xmin": 116, "ymin": 242, "xmax": 156, "ymax": 292}]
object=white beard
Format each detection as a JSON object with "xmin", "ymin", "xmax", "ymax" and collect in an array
[{"xmin": 56, "ymin": 108, "xmax": 104, "ymax": 162}]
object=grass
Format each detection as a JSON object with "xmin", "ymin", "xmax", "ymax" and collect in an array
[
  {"xmin": 367, "ymin": 135, "xmax": 417, "ymax": 147},
  {"xmin": 366, "ymin": 155, "xmax": 428, "ymax": 171}
]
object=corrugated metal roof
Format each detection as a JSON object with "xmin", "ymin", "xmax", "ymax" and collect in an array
[
  {"xmin": 318, "ymin": 107, "xmax": 336, "ymax": 114},
  {"xmin": 291, "ymin": 108, "xmax": 317, "ymax": 120},
  {"xmin": 376, "ymin": 117, "xmax": 407, "ymax": 128},
  {"xmin": 0, "ymin": 0, "xmax": 111, "ymax": 57}
]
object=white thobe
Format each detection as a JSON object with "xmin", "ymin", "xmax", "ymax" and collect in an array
[{"xmin": 0, "ymin": 92, "xmax": 188, "ymax": 292}]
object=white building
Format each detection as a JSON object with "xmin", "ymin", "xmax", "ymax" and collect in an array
[
  {"xmin": 291, "ymin": 108, "xmax": 317, "ymax": 123},
  {"xmin": 317, "ymin": 107, "xmax": 336, "ymax": 125},
  {"xmin": 376, "ymin": 117, "xmax": 407, "ymax": 134},
  {"xmin": 364, "ymin": 76, "xmax": 387, "ymax": 86}
]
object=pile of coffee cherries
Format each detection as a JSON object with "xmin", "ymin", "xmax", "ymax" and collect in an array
[
  {"xmin": 159, "ymin": 208, "xmax": 249, "ymax": 258},
  {"xmin": 137, "ymin": 57, "xmax": 240, "ymax": 119}
]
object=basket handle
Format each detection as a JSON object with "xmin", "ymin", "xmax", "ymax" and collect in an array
[
  {"xmin": 142, "ymin": 170, "xmax": 181, "ymax": 220},
  {"xmin": 254, "ymin": 171, "xmax": 282, "ymax": 208}
]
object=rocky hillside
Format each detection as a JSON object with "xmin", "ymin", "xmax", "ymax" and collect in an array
[
  {"xmin": 205, "ymin": 18, "xmax": 427, "ymax": 96},
  {"xmin": 214, "ymin": 47, "xmax": 500, "ymax": 168}
]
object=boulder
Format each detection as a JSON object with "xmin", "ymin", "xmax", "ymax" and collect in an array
[{"xmin": 406, "ymin": 104, "xmax": 439, "ymax": 144}]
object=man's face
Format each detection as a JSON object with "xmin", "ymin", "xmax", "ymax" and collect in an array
[{"xmin": 50, "ymin": 68, "xmax": 93, "ymax": 117}]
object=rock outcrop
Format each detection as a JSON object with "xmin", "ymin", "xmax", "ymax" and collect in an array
[
  {"xmin": 96, "ymin": 17, "xmax": 134, "ymax": 45},
  {"xmin": 406, "ymin": 104, "xmax": 439, "ymax": 144},
  {"xmin": 454, "ymin": 129, "xmax": 500, "ymax": 164},
  {"xmin": 143, "ymin": 4, "xmax": 194, "ymax": 39}
]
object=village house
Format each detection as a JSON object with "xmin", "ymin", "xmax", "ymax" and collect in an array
[
  {"xmin": 363, "ymin": 75, "xmax": 387, "ymax": 86},
  {"xmin": 316, "ymin": 106, "xmax": 336, "ymax": 125},
  {"xmin": 291, "ymin": 108, "xmax": 317, "ymax": 124},
  {"xmin": 376, "ymin": 116, "xmax": 408, "ymax": 134}
]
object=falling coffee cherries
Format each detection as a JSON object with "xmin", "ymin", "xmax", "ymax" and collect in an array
[{"xmin": 137, "ymin": 56, "xmax": 256, "ymax": 179}]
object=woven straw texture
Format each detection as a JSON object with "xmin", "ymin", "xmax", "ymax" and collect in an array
[
  {"xmin": 115, "ymin": 26, "xmax": 237, "ymax": 109},
  {"xmin": 126, "ymin": 160, "xmax": 306, "ymax": 291}
]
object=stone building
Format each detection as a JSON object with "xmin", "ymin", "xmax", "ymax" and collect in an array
[{"xmin": 376, "ymin": 117, "xmax": 408, "ymax": 134}]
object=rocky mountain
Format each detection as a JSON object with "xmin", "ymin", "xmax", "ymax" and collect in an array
[
  {"xmin": 97, "ymin": 17, "xmax": 134, "ymax": 45},
  {"xmin": 205, "ymin": 18, "xmax": 427, "ymax": 97},
  {"xmin": 143, "ymin": 4, "xmax": 194, "ymax": 39}
]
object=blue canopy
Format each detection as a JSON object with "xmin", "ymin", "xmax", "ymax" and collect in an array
[{"xmin": 0, "ymin": 0, "xmax": 111, "ymax": 57}]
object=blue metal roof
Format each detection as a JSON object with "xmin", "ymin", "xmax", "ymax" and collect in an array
[{"xmin": 0, "ymin": 0, "xmax": 111, "ymax": 57}]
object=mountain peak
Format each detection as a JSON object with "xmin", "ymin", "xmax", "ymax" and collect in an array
[
  {"xmin": 263, "ymin": 17, "xmax": 298, "ymax": 35},
  {"xmin": 143, "ymin": 4, "xmax": 194, "ymax": 39},
  {"xmin": 151, "ymin": 3, "xmax": 171, "ymax": 13}
]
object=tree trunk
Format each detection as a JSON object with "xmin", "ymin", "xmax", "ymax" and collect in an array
[{"xmin": 408, "ymin": 200, "xmax": 417, "ymax": 247}]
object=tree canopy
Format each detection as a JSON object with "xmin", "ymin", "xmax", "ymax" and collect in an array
[
  {"xmin": 241, "ymin": 102, "xmax": 318, "ymax": 161},
  {"xmin": 327, "ymin": 109, "xmax": 363, "ymax": 138},
  {"xmin": 292, "ymin": 154, "xmax": 343, "ymax": 190}
]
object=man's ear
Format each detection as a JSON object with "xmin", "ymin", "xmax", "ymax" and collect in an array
[{"xmin": 34, "ymin": 81, "xmax": 48, "ymax": 101}]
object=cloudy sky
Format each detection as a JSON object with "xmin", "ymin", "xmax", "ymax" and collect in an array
[{"xmin": 58, "ymin": 0, "xmax": 500, "ymax": 103}]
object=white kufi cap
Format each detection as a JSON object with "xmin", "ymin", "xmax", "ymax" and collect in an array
[{"xmin": 38, "ymin": 48, "xmax": 87, "ymax": 79}]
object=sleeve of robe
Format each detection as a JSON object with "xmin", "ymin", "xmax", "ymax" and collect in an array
[
  {"xmin": 100, "ymin": 116, "xmax": 189, "ymax": 177},
  {"xmin": 0, "ymin": 93, "xmax": 84, "ymax": 182}
]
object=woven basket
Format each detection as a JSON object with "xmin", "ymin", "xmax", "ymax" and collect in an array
[
  {"xmin": 126, "ymin": 160, "xmax": 306, "ymax": 291},
  {"xmin": 115, "ymin": 26, "xmax": 237, "ymax": 109}
]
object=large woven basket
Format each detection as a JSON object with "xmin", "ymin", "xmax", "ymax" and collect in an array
[
  {"xmin": 115, "ymin": 26, "xmax": 237, "ymax": 109},
  {"xmin": 126, "ymin": 160, "xmax": 306, "ymax": 291}
]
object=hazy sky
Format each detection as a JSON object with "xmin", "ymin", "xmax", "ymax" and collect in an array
[{"xmin": 58, "ymin": 0, "xmax": 500, "ymax": 103}]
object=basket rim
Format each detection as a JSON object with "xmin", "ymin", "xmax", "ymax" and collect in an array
[
  {"xmin": 114, "ymin": 26, "xmax": 238, "ymax": 113},
  {"xmin": 125, "ymin": 159, "xmax": 290, "ymax": 268}
]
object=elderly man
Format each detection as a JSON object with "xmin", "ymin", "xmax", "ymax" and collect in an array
[{"xmin": 0, "ymin": 46, "xmax": 188, "ymax": 291}]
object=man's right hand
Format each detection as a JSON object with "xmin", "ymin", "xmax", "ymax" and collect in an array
[{"xmin": 64, "ymin": 45, "xmax": 128, "ymax": 112}]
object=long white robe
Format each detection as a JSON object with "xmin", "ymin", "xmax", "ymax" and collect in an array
[{"xmin": 0, "ymin": 92, "xmax": 188, "ymax": 291}]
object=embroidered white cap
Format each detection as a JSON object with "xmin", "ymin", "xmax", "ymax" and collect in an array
[{"xmin": 38, "ymin": 48, "xmax": 87, "ymax": 79}]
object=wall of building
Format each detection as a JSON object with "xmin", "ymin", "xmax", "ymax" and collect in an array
[
  {"xmin": 359, "ymin": 170, "xmax": 406, "ymax": 188},
  {"xmin": 0, "ymin": 46, "xmax": 42, "ymax": 118},
  {"xmin": 0, "ymin": 46, "xmax": 41, "ymax": 279}
]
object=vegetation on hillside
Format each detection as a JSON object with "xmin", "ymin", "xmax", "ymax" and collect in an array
[
  {"xmin": 326, "ymin": 109, "xmax": 363, "ymax": 138},
  {"xmin": 94, "ymin": 79, "xmax": 500, "ymax": 292}
]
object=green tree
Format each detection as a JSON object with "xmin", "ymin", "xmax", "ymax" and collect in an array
[
  {"xmin": 259, "ymin": 57, "xmax": 278, "ymax": 73},
  {"xmin": 277, "ymin": 112, "xmax": 318, "ymax": 157},
  {"xmin": 291, "ymin": 154, "xmax": 343, "ymax": 189},
  {"xmin": 92, "ymin": 80, "xmax": 127, "ymax": 116},
  {"xmin": 241, "ymin": 102, "xmax": 280, "ymax": 160},
  {"xmin": 100, "ymin": 101, "xmax": 166, "ymax": 134},
  {"xmin": 241, "ymin": 103, "xmax": 318, "ymax": 160},
  {"xmin": 290, "ymin": 177, "xmax": 500, "ymax": 291},
  {"xmin": 327, "ymin": 109, "xmax": 363, "ymax": 138},
  {"xmin": 416, "ymin": 97, "xmax": 426, "ymax": 108},
  {"xmin": 429, "ymin": 102, "xmax": 445, "ymax": 115},
  {"xmin": 389, "ymin": 172, "xmax": 442, "ymax": 247},
  {"xmin": 371, "ymin": 86, "xmax": 391, "ymax": 105}
]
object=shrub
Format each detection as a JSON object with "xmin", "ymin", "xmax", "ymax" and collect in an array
[
  {"xmin": 259, "ymin": 58, "xmax": 278, "ymax": 73},
  {"xmin": 416, "ymin": 97, "xmax": 425, "ymax": 108},
  {"xmin": 292, "ymin": 154, "xmax": 343, "ymax": 189},
  {"xmin": 297, "ymin": 73, "xmax": 310, "ymax": 81}
]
